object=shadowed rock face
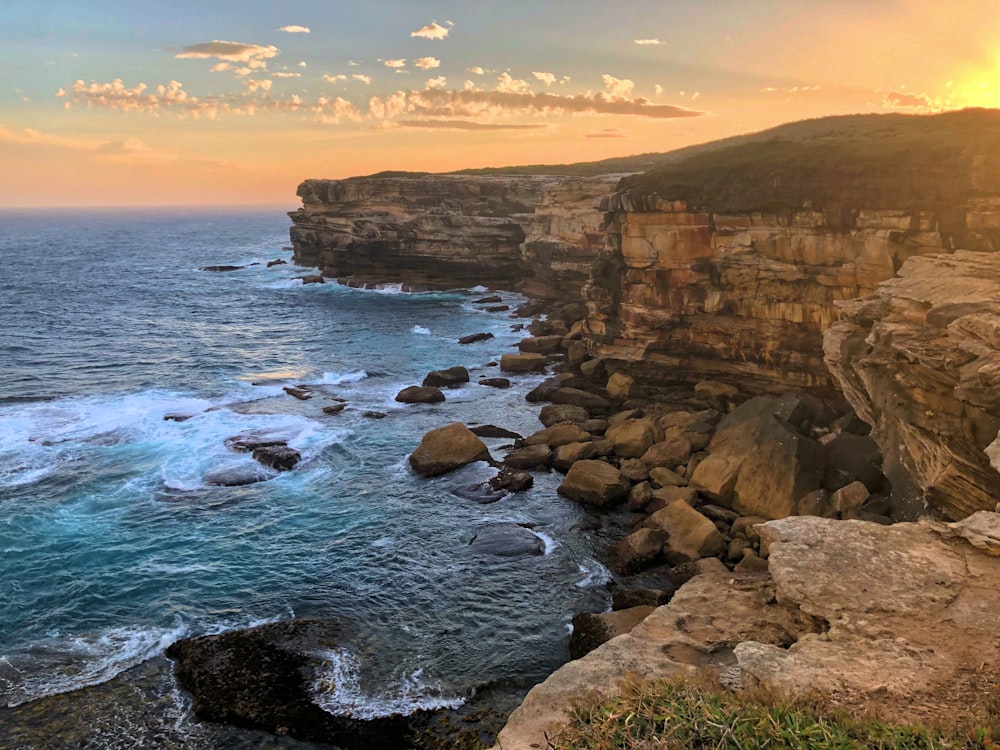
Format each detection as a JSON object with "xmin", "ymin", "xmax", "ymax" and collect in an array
[
  {"xmin": 825, "ymin": 250, "xmax": 1000, "ymax": 520},
  {"xmin": 288, "ymin": 174, "xmax": 617, "ymax": 298}
]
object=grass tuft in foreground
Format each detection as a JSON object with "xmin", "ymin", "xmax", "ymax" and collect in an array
[{"xmin": 548, "ymin": 673, "xmax": 1000, "ymax": 750}]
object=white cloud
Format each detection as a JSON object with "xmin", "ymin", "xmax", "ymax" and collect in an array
[
  {"xmin": 210, "ymin": 63, "xmax": 230, "ymax": 73},
  {"xmin": 654, "ymin": 84, "xmax": 663, "ymax": 95},
  {"xmin": 175, "ymin": 40, "xmax": 279, "ymax": 64},
  {"xmin": 602, "ymin": 74, "xmax": 635, "ymax": 98},
  {"xmin": 352, "ymin": 74, "xmax": 372, "ymax": 85},
  {"xmin": 323, "ymin": 74, "xmax": 347, "ymax": 83},
  {"xmin": 298, "ymin": 61, "xmax": 307, "ymax": 67},
  {"xmin": 464, "ymin": 80, "xmax": 479, "ymax": 91},
  {"xmin": 414, "ymin": 57, "xmax": 440, "ymax": 70},
  {"xmin": 384, "ymin": 59, "xmax": 407, "ymax": 69},
  {"xmin": 411, "ymin": 22, "xmax": 449, "ymax": 40},
  {"xmin": 273, "ymin": 72, "xmax": 301, "ymax": 78},
  {"xmin": 691, "ymin": 91, "xmax": 700, "ymax": 100},
  {"xmin": 532, "ymin": 72, "xmax": 556, "ymax": 86},
  {"xmin": 425, "ymin": 76, "xmax": 447, "ymax": 90},
  {"xmin": 467, "ymin": 66, "xmax": 485, "ymax": 75},
  {"xmin": 278, "ymin": 25, "xmax": 310, "ymax": 34},
  {"xmin": 634, "ymin": 38, "xmax": 663, "ymax": 45},
  {"xmin": 495, "ymin": 71, "xmax": 531, "ymax": 95},
  {"xmin": 348, "ymin": 60, "xmax": 360, "ymax": 67}
]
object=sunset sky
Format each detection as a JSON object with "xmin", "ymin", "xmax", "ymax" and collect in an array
[{"xmin": 3, "ymin": 0, "xmax": 999, "ymax": 207}]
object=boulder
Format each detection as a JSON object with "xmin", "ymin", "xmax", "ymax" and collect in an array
[
  {"xmin": 409, "ymin": 423, "xmax": 492, "ymax": 477},
  {"xmin": 649, "ymin": 486, "xmax": 698, "ymax": 509},
  {"xmin": 626, "ymin": 481, "xmax": 654, "ymax": 511},
  {"xmin": 830, "ymin": 480, "xmax": 870, "ymax": 513},
  {"xmin": 619, "ymin": 459, "xmax": 649, "ymax": 483},
  {"xmin": 422, "ymin": 366, "xmax": 470, "ymax": 388},
  {"xmin": 266, "ymin": 258, "xmax": 286, "ymax": 267},
  {"xmin": 200, "ymin": 264, "xmax": 245, "ymax": 272},
  {"xmin": 470, "ymin": 424, "xmax": 522, "ymax": 440},
  {"xmin": 550, "ymin": 387, "xmax": 611, "ymax": 411},
  {"xmin": 557, "ymin": 460, "xmax": 628, "ymax": 508},
  {"xmin": 518, "ymin": 335, "xmax": 563, "ymax": 355},
  {"xmin": 605, "ymin": 418, "xmax": 661, "ymax": 459},
  {"xmin": 485, "ymin": 304, "xmax": 509, "ymax": 312},
  {"xmin": 525, "ymin": 423, "xmax": 592, "ymax": 448},
  {"xmin": 283, "ymin": 385, "xmax": 313, "ymax": 400},
  {"xmin": 500, "ymin": 353, "xmax": 548, "ymax": 373},
  {"xmin": 688, "ymin": 454, "xmax": 742, "ymax": 503},
  {"xmin": 458, "ymin": 332, "xmax": 494, "ymax": 345},
  {"xmin": 529, "ymin": 319, "xmax": 569, "ymax": 337},
  {"xmin": 645, "ymin": 500, "xmax": 724, "ymax": 560},
  {"xmin": 301, "ymin": 274, "xmax": 325, "ymax": 284},
  {"xmin": 551, "ymin": 442, "xmax": 600, "ymax": 472},
  {"xmin": 797, "ymin": 488, "xmax": 834, "ymax": 517},
  {"xmin": 503, "ymin": 444, "xmax": 552, "ymax": 470},
  {"xmin": 579, "ymin": 358, "xmax": 607, "ymax": 380},
  {"xmin": 224, "ymin": 433, "xmax": 288, "ymax": 453},
  {"xmin": 610, "ymin": 528, "xmax": 668, "ymax": 575},
  {"xmin": 568, "ymin": 607, "xmax": 656, "ymax": 660},
  {"xmin": 322, "ymin": 403, "xmax": 347, "ymax": 415},
  {"xmin": 605, "ymin": 372, "xmax": 634, "ymax": 400},
  {"xmin": 694, "ymin": 379, "xmax": 741, "ymax": 402},
  {"xmin": 203, "ymin": 464, "xmax": 277, "ymax": 487},
  {"xmin": 479, "ymin": 378, "xmax": 511, "ymax": 389},
  {"xmin": 610, "ymin": 587, "xmax": 673, "ymax": 611},
  {"xmin": 539, "ymin": 404, "xmax": 590, "ymax": 427},
  {"xmin": 395, "ymin": 385, "xmax": 446, "ymax": 404},
  {"xmin": 697, "ymin": 395, "xmax": 825, "ymax": 519},
  {"xmin": 648, "ymin": 467, "xmax": 687, "ymax": 488},
  {"xmin": 473, "ymin": 295, "xmax": 502, "ymax": 304},
  {"xmin": 640, "ymin": 437, "xmax": 693, "ymax": 469},
  {"xmin": 489, "ymin": 467, "xmax": 534, "ymax": 493},
  {"xmin": 252, "ymin": 445, "xmax": 301, "ymax": 471}
]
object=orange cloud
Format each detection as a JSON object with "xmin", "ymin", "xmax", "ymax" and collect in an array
[
  {"xmin": 278, "ymin": 25, "xmax": 310, "ymax": 34},
  {"xmin": 882, "ymin": 90, "xmax": 932, "ymax": 108},
  {"xmin": 175, "ymin": 40, "xmax": 279, "ymax": 63},
  {"xmin": 414, "ymin": 57, "xmax": 440, "ymax": 70}
]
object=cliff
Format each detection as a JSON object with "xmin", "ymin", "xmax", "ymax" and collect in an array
[
  {"xmin": 582, "ymin": 109, "xmax": 1000, "ymax": 397},
  {"xmin": 288, "ymin": 174, "xmax": 617, "ymax": 297},
  {"xmin": 825, "ymin": 247, "xmax": 1000, "ymax": 520}
]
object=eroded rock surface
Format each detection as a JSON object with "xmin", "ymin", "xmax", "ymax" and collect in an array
[
  {"xmin": 494, "ymin": 513, "xmax": 1000, "ymax": 749},
  {"xmin": 825, "ymin": 250, "xmax": 1000, "ymax": 519}
]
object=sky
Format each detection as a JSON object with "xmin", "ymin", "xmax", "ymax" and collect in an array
[{"xmin": 2, "ymin": 0, "xmax": 1000, "ymax": 207}]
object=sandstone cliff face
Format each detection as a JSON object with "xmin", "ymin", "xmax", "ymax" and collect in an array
[
  {"xmin": 289, "ymin": 174, "xmax": 616, "ymax": 296},
  {"xmin": 584, "ymin": 196, "xmax": 1000, "ymax": 396},
  {"xmin": 825, "ymin": 246, "xmax": 1000, "ymax": 520}
]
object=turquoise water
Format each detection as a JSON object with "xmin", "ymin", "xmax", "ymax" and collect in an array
[{"xmin": 0, "ymin": 208, "xmax": 607, "ymax": 745}]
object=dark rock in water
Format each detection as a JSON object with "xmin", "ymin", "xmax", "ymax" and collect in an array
[
  {"xmin": 283, "ymin": 386, "xmax": 313, "ymax": 400},
  {"xmin": 458, "ymin": 331, "xmax": 494, "ymax": 345},
  {"xmin": 252, "ymin": 445, "xmax": 301, "ymax": 471},
  {"xmin": 423, "ymin": 366, "xmax": 470, "ymax": 388},
  {"xmin": 396, "ymin": 385, "xmax": 446, "ymax": 404},
  {"xmin": 479, "ymin": 377, "xmax": 511, "ymax": 389},
  {"xmin": 471, "ymin": 424, "xmax": 522, "ymax": 440},
  {"xmin": 514, "ymin": 300, "xmax": 547, "ymax": 318},
  {"xmin": 473, "ymin": 295, "xmax": 502, "ymax": 304},
  {"xmin": 484, "ymin": 305, "xmax": 509, "ymax": 313},
  {"xmin": 163, "ymin": 413, "xmax": 193, "ymax": 423},
  {"xmin": 203, "ymin": 464, "xmax": 277, "ymax": 487},
  {"xmin": 489, "ymin": 467, "xmax": 534, "ymax": 493},
  {"xmin": 363, "ymin": 411, "xmax": 387, "ymax": 419},
  {"xmin": 469, "ymin": 523, "xmax": 544, "ymax": 557},
  {"xmin": 200, "ymin": 265, "xmax": 245, "ymax": 272},
  {"xmin": 224, "ymin": 432, "xmax": 288, "ymax": 453},
  {"xmin": 301, "ymin": 275, "xmax": 325, "ymax": 284},
  {"xmin": 322, "ymin": 403, "xmax": 347, "ymax": 415},
  {"xmin": 267, "ymin": 258, "xmax": 287, "ymax": 267},
  {"xmin": 166, "ymin": 619, "xmax": 414, "ymax": 748}
]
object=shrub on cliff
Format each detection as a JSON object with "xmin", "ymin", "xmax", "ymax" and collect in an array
[{"xmin": 550, "ymin": 673, "xmax": 999, "ymax": 749}]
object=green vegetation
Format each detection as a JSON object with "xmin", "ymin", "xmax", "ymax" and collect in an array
[{"xmin": 549, "ymin": 674, "xmax": 1000, "ymax": 750}]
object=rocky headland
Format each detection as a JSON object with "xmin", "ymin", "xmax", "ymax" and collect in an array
[{"xmin": 172, "ymin": 109, "xmax": 1000, "ymax": 749}]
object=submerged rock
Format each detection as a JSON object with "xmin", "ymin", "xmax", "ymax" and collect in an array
[
  {"xmin": 458, "ymin": 332, "xmax": 495, "ymax": 345},
  {"xmin": 203, "ymin": 464, "xmax": 277, "ymax": 487},
  {"xmin": 252, "ymin": 445, "xmax": 301, "ymax": 471},
  {"xmin": 469, "ymin": 523, "xmax": 545, "ymax": 557},
  {"xmin": 200, "ymin": 264, "xmax": 245, "ymax": 272}
]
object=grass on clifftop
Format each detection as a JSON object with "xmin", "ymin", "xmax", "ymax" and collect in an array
[{"xmin": 547, "ymin": 673, "xmax": 1000, "ymax": 750}]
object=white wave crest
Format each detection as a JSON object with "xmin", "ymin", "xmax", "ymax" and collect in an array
[{"xmin": 311, "ymin": 647, "xmax": 463, "ymax": 719}]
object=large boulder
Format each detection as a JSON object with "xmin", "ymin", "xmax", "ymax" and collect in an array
[
  {"xmin": 610, "ymin": 527, "xmax": 669, "ymax": 574},
  {"xmin": 422, "ymin": 366, "xmax": 469, "ymax": 388},
  {"xmin": 503, "ymin": 444, "xmax": 552, "ymax": 470},
  {"xmin": 252, "ymin": 445, "xmax": 301, "ymax": 471},
  {"xmin": 694, "ymin": 395, "xmax": 825, "ymax": 519},
  {"xmin": 644, "ymin": 500, "xmax": 724, "ymax": 561},
  {"xmin": 469, "ymin": 524, "xmax": 545, "ymax": 557},
  {"xmin": 550, "ymin": 388, "xmax": 611, "ymax": 411},
  {"xmin": 409, "ymin": 423, "xmax": 492, "ymax": 477},
  {"xmin": 500, "ymin": 353, "xmax": 548, "ymax": 373},
  {"xmin": 395, "ymin": 385, "xmax": 446, "ymax": 404},
  {"xmin": 557, "ymin": 460, "xmax": 628, "ymax": 508},
  {"xmin": 605, "ymin": 417, "xmax": 661, "ymax": 459},
  {"xmin": 640, "ymin": 437, "xmax": 693, "ymax": 469},
  {"xmin": 539, "ymin": 404, "xmax": 590, "ymax": 427},
  {"xmin": 518, "ymin": 335, "xmax": 563, "ymax": 355},
  {"xmin": 525, "ymin": 423, "xmax": 592, "ymax": 448},
  {"xmin": 551, "ymin": 442, "xmax": 600, "ymax": 472}
]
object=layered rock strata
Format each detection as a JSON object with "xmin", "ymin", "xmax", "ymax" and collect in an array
[
  {"xmin": 494, "ymin": 513, "xmax": 1000, "ymax": 749},
  {"xmin": 825, "ymin": 249, "xmax": 1000, "ymax": 520},
  {"xmin": 289, "ymin": 174, "xmax": 616, "ymax": 297},
  {"xmin": 583, "ymin": 197, "xmax": 1000, "ymax": 396}
]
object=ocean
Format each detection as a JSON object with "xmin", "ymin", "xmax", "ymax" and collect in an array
[{"xmin": 0, "ymin": 207, "xmax": 609, "ymax": 748}]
